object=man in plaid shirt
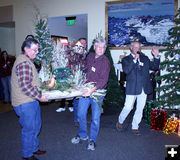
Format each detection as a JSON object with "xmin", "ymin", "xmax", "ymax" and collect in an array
[
  {"xmin": 11, "ymin": 38, "xmax": 48, "ymax": 160},
  {"xmin": 15, "ymin": 60, "xmax": 41, "ymax": 99}
]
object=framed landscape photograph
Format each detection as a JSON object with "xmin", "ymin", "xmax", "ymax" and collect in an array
[{"xmin": 105, "ymin": 0, "xmax": 178, "ymax": 49}]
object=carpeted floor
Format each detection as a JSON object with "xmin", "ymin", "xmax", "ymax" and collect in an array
[
  {"xmin": 0, "ymin": 99, "xmax": 13, "ymax": 113},
  {"xmin": 0, "ymin": 102, "xmax": 179, "ymax": 160}
]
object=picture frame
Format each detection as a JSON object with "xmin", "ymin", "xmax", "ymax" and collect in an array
[{"xmin": 105, "ymin": 0, "xmax": 178, "ymax": 50}]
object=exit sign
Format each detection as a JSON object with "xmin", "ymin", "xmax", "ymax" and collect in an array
[
  {"xmin": 67, "ymin": 19, "xmax": 75, "ymax": 26},
  {"xmin": 66, "ymin": 16, "xmax": 76, "ymax": 26}
]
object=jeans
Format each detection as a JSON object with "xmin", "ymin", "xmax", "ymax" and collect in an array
[
  {"xmin": 77, "ymin": 97, "xmax": 104, "ymax": 143},
  {"xmin": 0, "ymin": 72, "xmax": 4, "ymax": 99},
  {"xmin": 73, "ymin": 98, "xmax": 79, "ymax": 122},
  {"xmin": 13, "ymin": 101, "xmax": 41, "ymax": 158},
  {"xmin": 1, "ymin": 76, "xmax": 11, "ymax": 102}
]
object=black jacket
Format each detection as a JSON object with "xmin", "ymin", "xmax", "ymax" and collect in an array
[{"xmin": 122, "ymin": 54, "xmax": 160, "ymax": 95}]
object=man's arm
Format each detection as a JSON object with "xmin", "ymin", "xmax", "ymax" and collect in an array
[
  {"xmin": 16, "ymin": 61, "xmax": 41, "ymax": 99},
  {"xmin": 122, "ymin": 56, "xmax": 137, "ymax": 74},
  {"xmin": 82, "ymin": 86, "xmax": 97, "ymax": 97},
  {"xmin": 150, "ymin": 46, "xmax": 160, "ymax": 70}
]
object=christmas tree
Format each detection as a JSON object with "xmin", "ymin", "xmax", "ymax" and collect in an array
[
  {"xmin": 34, "ymin": 16, "xmax": 53, "ymax": 66},
  {"xmin": 89, "ymin": 36, "xmax": 125, "ymax": 111},
  {"xmin": 155, "ymin": 9, "xmax": 180, "ymax": 109},
  {"xmin": 103, "ymin": 46, "xmax": 125, "ymax": 109}
]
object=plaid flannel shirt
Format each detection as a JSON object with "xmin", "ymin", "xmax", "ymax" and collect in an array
[{"xmin": 15, "ymin": 61, "xmax": 41, "ymax": 99}]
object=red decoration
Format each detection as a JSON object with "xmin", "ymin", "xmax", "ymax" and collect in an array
[
  {"xmin": 175, "ymin": 121, "xmax": 180, "ymax": 136},
  {"xmin": 175, "ymin": 123, "xmax": 179, "ymax": 132},
  {"xmin": 151, "ymin": 108, "xmax": 167, "ymax": 130}
]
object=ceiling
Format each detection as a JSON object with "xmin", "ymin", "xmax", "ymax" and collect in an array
[{"xmin": 48, "ymin": 14, "xmax": 87, "ymax": 29}]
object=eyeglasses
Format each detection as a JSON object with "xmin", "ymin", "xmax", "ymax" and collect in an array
[
  {"xmin": 30, "ymin": 48, "xmax": 38, "ymax": 53},
  {"xmin": 96, "ymin": 46, "xmax": 106, "ymax": 49}
]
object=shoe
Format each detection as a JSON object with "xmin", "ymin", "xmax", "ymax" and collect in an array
[
  {"xmin": 74, "ymin": 122, "xmax": 79, "ymax": 127},
  {"xmin": 56, "ymin": 107, "xmax": 66, "ymax": 112},
  {"xmin": 33, "ymin": 149, "xmax": 47, "ymax": 155},
  {"xmin": 71, "ymin": 135, "xmax": 88, "ymax": 144},
  {"xmin": 68, "ymin": 107, "xmax": 74, "ymax": 112},
  {"xmin": 116, "ymin": 122, "xmax": 123, "ymax": 131},
  {"xmin": 87, "ymin": 140, "xmax": 96, "ymax": 151},
  {"xmin": 3, "ymin": 101, "xmax": 8, "ymax": 104},
  {"xmin": 132, "ymin": 129, "xmax": 141, "ymax": 135},
  {"xmin": 22, "ymin": 155, "xmax": 39, "ymax": 160}
]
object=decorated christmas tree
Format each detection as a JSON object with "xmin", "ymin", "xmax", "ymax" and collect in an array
[
  {"xmin": 155, "ymin": 9, "xmax": 180, "ymax": 109},
  {"xmin": 34, "ymin": 16, "xmax": 53, "ymax": 66},
  {"xmin": 103, "ymin": 46, "xmax": 125, "ymax": 109},
  {"xmin": 89, "ymin": 34, "xmax": 125, "ymax": 111}
]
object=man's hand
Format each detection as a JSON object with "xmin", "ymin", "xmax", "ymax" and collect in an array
[
  {"xmin": 134, "ymin": 53, "xmax": 140, "ymax": 61},
  {"xmin": 38, "ymin": 95, "xmax": 49, "ymax": 102},
  {"xmin": 82, "ymin": 86, "xmax": 97, "ymax": 97},
  {"xmin": 152, "ymin": 46, "xmax": 159, "ymax": 57}
]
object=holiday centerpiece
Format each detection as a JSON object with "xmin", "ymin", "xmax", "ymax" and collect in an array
[
  {"xmin": 40, "ymin": 66, "xmax": 88, "ymax": 100},
  {"xmin": 37, "ymin": 32, "xmax": 106, "ymax": 102},
  {"xmin": 41, "ymin": 67, "xmax": 107, "ymax": 101},
  {"xmin": 39, "ymin": 39, "xmax": 88, "ymax": 100}
]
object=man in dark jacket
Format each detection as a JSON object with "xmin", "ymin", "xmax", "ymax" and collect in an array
[{"xmin": 116, "ymin": 41, "xmax": 160, "ymax": 135}]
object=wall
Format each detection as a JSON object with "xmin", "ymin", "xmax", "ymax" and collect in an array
[
  {"xmin": 48, "ymin": 14, "xmax": 87, "ymax": 43},
  {"xmin": 0, "ymin": 4, "xmax": 15, "ymax": 55},
  {"xmin": 0, "ymin": 27, "xmax": 15, "ymax": 55},
  {"xmin": 0, "ymin": 0, "xmax": 118, "ymax": 56},
  {"xmin": 0, "ymin": 0, "xmax": 179, "ymax": 63},
  {"xmin": 0, "ymin": 5, "xmax": 13, "ymax": 22}
]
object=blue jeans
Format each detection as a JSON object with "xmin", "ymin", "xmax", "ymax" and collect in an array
[
  {"xmin": 0, "ymin": 72, "xmax": 4, "ymax": 99},
  {"xmin": 13, "ymin": 101, "xmax": 41, "ymax": 158},
  {"xmin": 1, "ymin": 76, "xmax": 11, "ymax": 102},
  {"xmin": 77, "ymin": 97, "xmax": 104, "ymax": 143},
  {"xmin": 73, "ymin": 98, "xmax": 79, "ymax": 122}
]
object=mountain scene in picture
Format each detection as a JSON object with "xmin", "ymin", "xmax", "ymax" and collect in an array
[{"xmin": 108, "ymin": 0, "xmax": 175, "ymax": 47}]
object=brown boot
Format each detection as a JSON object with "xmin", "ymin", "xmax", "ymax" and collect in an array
[
  {"xmin": 132, "ymin": 129, "xmax": 141, "ymax": 135},
  {"xmin": 116, "ymin": 122, "xmax": 123, "ymax": 131},
  {"xmin": 33, "ymin": 149, "xmax": 47, "ymax": 155},
  {"xmin": 74, "ymin": 122, "xmax": 79, "ymax": 127}
]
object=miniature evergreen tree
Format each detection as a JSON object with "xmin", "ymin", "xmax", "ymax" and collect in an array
[
  {"xmin": 34, "ymin": 16, "xmax": 53, "ymax": 66},
  {"xmin": 89, "ymin": 38, "xmax": 125, "ymax": 111},
  {"xmin": 155, "ymin": 9, "xmax": 180, "ymax": 109}
]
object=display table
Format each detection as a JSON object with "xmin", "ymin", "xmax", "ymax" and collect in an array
[{"xmin": 42, "ymin": 88, "xmax": 87, "ymax": 100}]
